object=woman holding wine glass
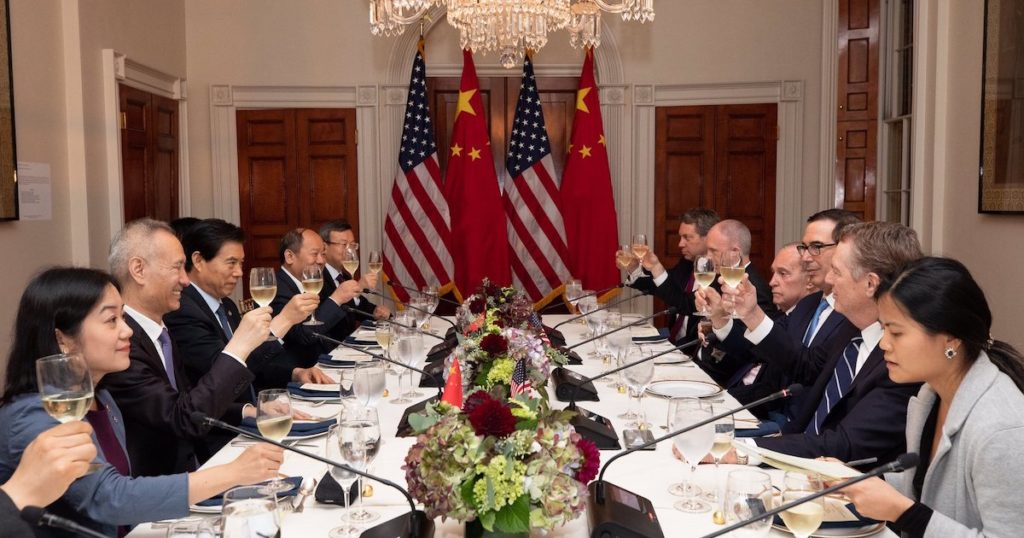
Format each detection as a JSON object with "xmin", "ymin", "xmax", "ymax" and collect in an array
[{"xmin": 0, "ymin": 268, "xmax": 284, "ymax": 536}]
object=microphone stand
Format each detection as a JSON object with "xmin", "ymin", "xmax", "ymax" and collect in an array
[
  {"xmin": 388, "ymin": 281, "xmax": 461, "ymax": 307},
  {"xmin": 19, "ymin": 507, "xmax": 107, "ymax": 538},
  {"xmin": 585, "ymin": 385, "xmax": 804, "ymax": 538},
  {"xmin": 698, "ymin": 453, "xmax": 921, "ymax": 538},
  {"xmin": 539, "ymin": 282, "xmax": 624, "ymax": 313},
  {"xmin": 190, "ymin": 413, "xmax": 433, "ymax": 538},
  {"xmin": 564, "ymin": 307, "xmax": 678, "ymax": 352},
  {"xmin": 364, "ymin": 289, "xmax": 456, "ymax": 331},
  {"xmin": 551, "ymin": 292, "xmax": 646, "ymax": 329},
  {"xmin": 341, "ymin": 305, "xmax": 445, "ymax": 341}
]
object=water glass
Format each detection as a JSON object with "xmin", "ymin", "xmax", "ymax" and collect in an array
[
  {"xmin": 670, "ymin": 399, "xmax": 714, "ymax": 513},
  {"xmin": 221, "ymin": 486, "xmax": 279, "ymax": 538},
  {"xmin": 722, "ymin": 470, "xmax": 774, "ymax": 537},
  {"xmin": 353, "ymin": 362, "xmax": 386, "ymax": 407}
]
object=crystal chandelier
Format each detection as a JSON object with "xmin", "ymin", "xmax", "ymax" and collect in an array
[{"xmin": 368, "ymin": 0, "xmax": 655, "ymax": 68}]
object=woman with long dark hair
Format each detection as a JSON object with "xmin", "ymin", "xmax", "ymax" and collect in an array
[
  {"xmin": 840, "ymin": 257, "xmax": 1024, "ymax": 537},
  {"xmin": 0, "ymin": 267, "xmax": 283, "ymax": 536}
]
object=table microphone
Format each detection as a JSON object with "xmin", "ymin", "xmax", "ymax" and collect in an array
[
  {"xmin": 364, "ymin": 289, "xmax": 456, "ymax": 330},
  {"xmin": 340, "ymin": 305, "xmax": 445, "ymax": 341},
  {"xmin": 190, "ymin": 412, "xmax": 434, "ymax": 538},
  {"xmin": 539, "ymin": 282, "xmax": 624, "ymax": 313},
  {"xmin": 564, "ymin": 306, "xmax": 678, "ymax": 352},
  {"xmin": 388, "ymin": 281, "xmax": 461, "ymax": 307},
  {"xmin": 20, "ymin": 506, "xmax": 107, "ymax": 538},
  {"xmin": 698, "ymin": 453, "xmax": 920, "ymax": 538},
  {"xmin": 551, "ymin": 291, "xmax": 647, "ymax": 329},
  {"xmin": 586, "ymin": 384, "xmax": 803, "ymax": 538}
]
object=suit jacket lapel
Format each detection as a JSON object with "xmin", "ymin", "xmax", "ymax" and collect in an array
[
  {"xmin": 124, "ymin": 314, "xmax": 173, "ymax": 386},
  {"xmin": 183, "ymin": 285, "xmax": 226, "ymax": 340}
]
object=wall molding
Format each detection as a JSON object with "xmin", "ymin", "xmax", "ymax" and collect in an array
[
  {"xmin": 101, "ymin": 49, "xmax": 191, "ymax": 236},
  {"xmin": 819, "ymin": 1, "xmax": 839, "ymax": 211}
]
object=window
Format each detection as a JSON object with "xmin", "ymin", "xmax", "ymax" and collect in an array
[{"xmin": 879, "ymin": 0, "xmax": 914, "ymax": 224}]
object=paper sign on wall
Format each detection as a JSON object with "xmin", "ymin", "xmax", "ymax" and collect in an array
[{"xmin": 17, "ymin": 161, "xmax": 51, "ymax": 221}]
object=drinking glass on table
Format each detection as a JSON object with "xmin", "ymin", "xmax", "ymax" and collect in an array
[
  {"xmin": 374, "ymin": 321, "xmax": 396, "ymax": 377},
  {"xmin": 249, "ymin": 268, "xmax": 278, "ymax": 341},
  {"xmin": 779, "ymin": 472, "xmax": 825, "ymax": 538},
  {"xmin": 603, "ymin": 313, "xmax": 630, "ymax": 369},
  {"xmin": 420, "ymin": 286, "xmax": 439, "ymax": 330},
  {"xmin": 564, "ymin": 279, "xmax": 583, "ymax": 315},
  {"xmin": 221, "ymin": 486, "xmax": 279, "ymax": 538},
  {"xmin": 410, "ymin": 295, "xmax": 431, "ymax": 330},
  {"xmin": 353, "ymin": 361, "xmax": 386, "ymax": 407},
  {"xmin": 325, "ymin": 423, "xmax": 366, "ymax": 538},
  {"xmin": 578, "ymin": 292, "xmax": 598, "ymax": 337},
  {"xmin": 255, "ymin": 389, "xmax": 293, "ymax": 495},
  {"xmin": 36, "ymin": 353, "xmax": 102, "ymax": 472},
  {"xmin": 300, "ymin": 265, "xmax": 324, "ymax": 326},
  {"xmin": 615, "ymin": 345, "xmax": 646, "ymax": 420},
  {"xmin": 692, "ymin": 256, "xmax": 716, "ymax": 316},
  {"xmin": 620, "ymin": 347, "xmax": 655, "ymax": 433},
  {"xmin": 705, "ymin": 414, "xmax": 736, "ymax": 503},
  {"xmin": 719, "ymin": 251, "xmax": 745, "ymax": 319},
  {"xmin": 670, "ymin": 398, "xmax": 714, "ymax": 513},
  {"xmin": 402, "ymin": 332, "xmax": 426, "ymax": 399},
  {"xmin": 722, "ymin": 470, "xmax": 774, "ymax": 537},
  {"xmin": 390, "ymin": 325, "xmax": 417, "ymax": 404},
  {"xmin": 340, "ymin": 406, "xmax": 381, "ymax": 524}
]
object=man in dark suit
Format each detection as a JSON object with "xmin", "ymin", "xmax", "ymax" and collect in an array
[
  {"xmin": 166, "ymin": 219, "xmax": 329, "ymax": 394},
  {"xmin": 102, "ymin": 218, "xmax": 272, "ymax": 476},
  {"xmin": 319, "ymin": 219, "xmax": 389, "ymax": 341},
  {"xmin": 271, "ymin": 228, "xmax": 363, "ymax": 363},
  {"xmin": 626, "ymin": 208, "xmax": 719, "ymax": 344},
  {"xmin": 708, "ymin": 221, "xmax": 923, "ymax": 463}
]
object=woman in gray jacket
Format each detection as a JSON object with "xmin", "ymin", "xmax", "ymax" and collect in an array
[{"xmin": 840, "ymin": 257, "xmax": 1024, "ymax": 538}]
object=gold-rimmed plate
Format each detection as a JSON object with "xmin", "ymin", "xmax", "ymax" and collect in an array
[{"xmin": 646, "ymin": 379, "xmax": 722, "ymax": 399}]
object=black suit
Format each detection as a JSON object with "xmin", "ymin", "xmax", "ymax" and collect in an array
[
  {"xmin": 629, "ymin": 258, "xmax": 697, "ymax": 343},
  {"xmin": 320, "ymin": 265, "xmax": 376, "ymax": 342},
  {"xmin": 165, "ymin": 285, "xmax": 297, "ymax": 393},
  {"xmin": 0, "ymin": 490, "xmax": 33, "ymax": 538},
  {"xmin": 271, "ymin": 267, "xmax": 351, "ymax": 365},
  {"xmin": 724, "ymin": 320, "xmax": 919, "ymax": 462},
  {"xmin": 103, "ymin": 313, "xmax": 254, "ymax": 476}
]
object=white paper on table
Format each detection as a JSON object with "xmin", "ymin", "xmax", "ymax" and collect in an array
[
  {"xmin": 735, "ymin": 443, "xmax": 860, "ymax": 480},
  {"xmin": 300, "ymin": 383, "xmax": 341, "ymax": 391}
]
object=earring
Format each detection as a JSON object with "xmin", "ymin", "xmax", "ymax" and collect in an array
[{"xmin": 944, "ymin": 347, "xmax": 957, "ymax": 360}]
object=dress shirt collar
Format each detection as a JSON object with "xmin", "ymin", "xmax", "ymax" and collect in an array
[
  {"xmin": 824, "ymin": 293, "xmax": 836, "ymax": 308},
  {"xmin": 191, "ymin": 283, "xmax": 224, "ymax": 318},
  {"xmin": 852, "ymin": 321, "xmax": 884, "ymax": 376},
  {"xmin": 123, "ymin": 304, "xmax": 165, "ymax": 350},
  {"xmin": 785, "ymin": 304, "xmax": 797, "ymax": 316},
  {"xmin": 324, "ymin": 263, "xmax": 341, "ymax": 283}
]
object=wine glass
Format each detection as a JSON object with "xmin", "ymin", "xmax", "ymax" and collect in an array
[
  {"xmin": 401, "ymin": 332, "xmax": 426, "ymax": 399},
  {"xmin": 719, "ymin": 251, "xmax": 744, "ymax": 318},
  {"xmin": 615, "ymin": 345, "xmax": 644, "ymax": 420},
  {"xmin": 410, "ymin": 295, "xmax": 431, "ymax": 330},
  {"xmin": 36, "ymin": 353, "xmax": 94, "ymax": 424},
  {"xmin": 577, "ymin": 292, "xmax": 597, "ymax": 336},
  {"xmin": 353, "ymin": 361, "xmax": 386, "ymax": 408},
  {"xmin": 631, "ymin": 233, "xmax": 649, "ymax": 261},
  {"xmin": 341, "ymin": 406, "xmax": 381, "ymax": 524},
  {"xmin": 366, "ymin": 250, "xmax": 383, "ymax": 276},
  {"xmin": 374, "ymin": 321, "xmax": 396, "ymax": 377},
  {"xmin": 705, "ymin": 414, "xmax": 736, "ymax": 504},
  {"xmin": 249, "ymin": 268, "xmax": 278, "ymax": 341},
  {"xmin": 255, "ymin": 389, "xmax": 293, "ymax": 494},
  {"xmin": 301, "ymin": 265, "xmax": 324, "ymax": 326},
  {"xmin": 722, "ymin": 470, "xmax": 774, "ymax": 537},
  {"xmin": 615, "ymin": 244, "xmax": 635, "ymax": 271},
  {"xmin": 325, "ymin": 423, "xmax": 366, "ymax": 538},
  {"xmin": 780, "ymin": 472, "xmax": 826, "ymax": 538},
  {"xmin": 564, "ymin": 279, "xmax": 583, "ymax": 314},
  {"xmin": 221, "ymin": 486, "xmax": 280, "ymax": 538},
  {"xmin": 621, "ymin": 348, "xmax": 655, "ymax": 433},
  {"xmin": 693, "ymin": 256, "xmax": 717, "ymax": 316},
  {"xmin": 390, "ymin": 323, "xmax": 416, "ymax": 404},
  {"xmin": 670, "ymin": 398, "xmax": 714, "ymax": 513},
  {"xmin": 342, "ymin": 243, "xmax": 360, "ymax": 279},
  {"xmin": 421, "ymin": 286, "xmax": 439, "ymax": 330}
]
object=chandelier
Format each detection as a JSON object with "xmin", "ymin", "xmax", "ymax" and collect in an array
[{"xmin": 368, "ymin": 0, "xmax": 655, "ymax": 68}]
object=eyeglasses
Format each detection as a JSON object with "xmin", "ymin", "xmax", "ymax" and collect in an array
[{"xmin": 796, "ymin": 242, "xmax": 837, "ymax": 256}]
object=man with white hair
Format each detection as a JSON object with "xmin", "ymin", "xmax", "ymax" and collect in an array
[{"xmin": 103, "ymin": 218, "xmax": 272, "ymax": 476}]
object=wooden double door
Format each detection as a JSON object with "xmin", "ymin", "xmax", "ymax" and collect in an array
[{"xmin": 236, "ymin": 108, "xmax": 359, "ymax": 272}]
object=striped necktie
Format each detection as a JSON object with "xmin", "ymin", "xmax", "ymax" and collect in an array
[
  {"xmin": 806, "ymin": 336, "xmax": 862, "ymax": 435},
  {"xmin": 802, "ymin": 298, "xmax": 830, "ymax": 347}
]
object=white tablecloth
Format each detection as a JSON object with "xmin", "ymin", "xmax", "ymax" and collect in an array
[{"xmin": 129, "ymin": 315, "xmax": 894, "ymax": 538}]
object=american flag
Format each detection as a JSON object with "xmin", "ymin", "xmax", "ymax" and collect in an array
[
  {"xmin": 528, "ymin": 311, "xmax": 551, "ymax": 346},
  {"xmin": 383, "ymin": 40, "xmax": 454, "ymax": 303},
  {"xmin": 503, "ymin": 55, "xmax": 572, "ymax": 308},
  {"xmin": 510, "ymin": 358, "xmax": 531, "ymax": 397}
]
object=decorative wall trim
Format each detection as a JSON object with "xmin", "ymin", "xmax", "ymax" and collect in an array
[
  {"xmin": 632, "ymin": 80, "xmax": 806, "ymax": 251},
  {"xmin": 101, "ymin": 49, "xmax": 190, "ymax": 236},
  {"xmin": 819, "ymin": 1, "xmax": 839, "ymax": 211}
]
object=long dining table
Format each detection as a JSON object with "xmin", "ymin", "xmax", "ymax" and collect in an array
[{"xmin": 128, "ymin": 314, "xmax": 895, "ymax": 538}]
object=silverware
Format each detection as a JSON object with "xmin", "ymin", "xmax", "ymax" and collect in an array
[{"xmin": 292, "ymin": 477, "xmax": 318, "ymax": 513}]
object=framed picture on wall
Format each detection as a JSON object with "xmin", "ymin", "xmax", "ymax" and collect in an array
[
  {"xmin": 980, "ymin": 0, "xmax": 1024, "ymax": 213},
  {"xmin": 0, "ymin": 0, "xmax": 19, "ymax": 220}
]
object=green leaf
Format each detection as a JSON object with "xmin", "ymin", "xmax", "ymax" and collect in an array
[
  {"xmin": 479, "ymin": 510, "xmax": 496, "ymax": 531},
  {"xmin": 461, "ymin": 478, "xmax": 478, "ymax": 507},
  {"xmin": 493, "ymin": 494, "xmax": 531, "ymax": 533},
  {"xmin": 515, "ymin": 418, "xmax": 537, "ymax": 431},
  {"xmin": 407, "ymin": 411, "xmax": 437, "ymax": 433}
]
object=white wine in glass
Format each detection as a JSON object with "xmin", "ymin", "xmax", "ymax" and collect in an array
[
  {"xmin": 256, "ymin": 389, "xmax": 293, "ymax": 495},
  {"xmin": 301, "ymin": 265, "xmax": 324, "ymax": 326},
  {"xmin": 615, "ymin": 244, "xmax": 634, "ymax": 270},
  {"xmin": 249, "ymin": 267, "xmax": 277, "ymax": 308},
  {"xmin": 342, "ymin": 243, "xmax": 360, "ymax": 277},
  {"xmin": 631, "ymin": 233, "xmax": 649, "ymax": 260},
  {"xmin": 779, "ymin": 472, "xmax": 825, "ymax": 538},
  {"xmin": 367, "ymin": 250, "xmax": 383, "ymax": 275},
  {"xmin": 693, "ymin": 255, "xmax": 717, "ymax": 316},
  {"xmin": 36, "ymin": 354, "xmax": 94, "ymax": 423}
]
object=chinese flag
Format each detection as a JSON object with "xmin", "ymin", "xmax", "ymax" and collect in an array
[
  {"xmin": 444, "ymin": 49, "xmax": 512, "ymax": 299},
  {"xmin": 561, "ymin": 48, "xmax": 620, "ymax": 297},
  {"xmin": 441, "ymin": 356, "xmax": 463, "ymax": 409}
]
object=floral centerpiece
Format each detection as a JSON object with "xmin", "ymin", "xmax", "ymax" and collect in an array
[{"xmin": 403, "ymin": 280, "xmax": 598, "ymax": 536}]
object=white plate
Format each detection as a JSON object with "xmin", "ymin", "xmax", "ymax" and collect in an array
[
  {"xmin": 772, "ymin": 521, "xmax": 885, "ymax": 537},
  {"xmin": 646, "ymin": 379, "xmax": 723, "ymax": 399},
  {"xmin": 188, "ymin": 504, "xmax": 221, "ymax": 514}
]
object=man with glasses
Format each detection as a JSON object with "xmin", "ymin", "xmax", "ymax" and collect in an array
[{"xmin": 319, "ymin": 220, "xmax": 389, "ymax": 341}]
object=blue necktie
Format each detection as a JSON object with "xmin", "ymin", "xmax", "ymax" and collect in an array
[
  {"xmin": 157, "ymin": 328, "xmax": 178, "ymax": 391},
  {"xmin": 806, "ymin": 336, "xmax": 862, "ymax": 435},
  {"xmin": 216, "ymin": 304, "xmax": 234, "ymax": 339},
  {"xmin": 802, "ymin": 298, "xmax": 830, "ymax": 347}
]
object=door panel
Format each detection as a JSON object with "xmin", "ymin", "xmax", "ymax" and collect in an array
[{"xmin": 120, "ymin": 84, "xmax": 178, "ymax": 223}]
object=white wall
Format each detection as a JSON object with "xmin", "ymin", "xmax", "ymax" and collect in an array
[
  {"xmin": 0, "ymin": 0, "xmax": 186, "ymax": 383},
  {"xmin": 931, "ymin": 0, "xmax": 1024, "ymax": 349}
]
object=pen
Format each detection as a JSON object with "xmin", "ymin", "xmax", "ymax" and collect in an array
[{"xmin": 845, "ymin": 457, "xmax": 878, "ymax": 467}]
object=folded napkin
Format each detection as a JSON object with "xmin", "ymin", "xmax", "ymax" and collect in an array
[
  {"xmin": 195, "ymin": 476, "xmax": 302, "ymax": 507},
  {"xmin": 632, "ymin": 334, "xmax": 668, "ymax": 343},
  {"xmin": 238, "ymin": 417, "xmax": 335, "ymax": 438},
  {"xmin": 360, "ymin": 320, "xmax": 377, "ymax": 328},
  {"xmin": 344, "ymin": 334, "xmax": 378, "ymax": 346},
  {"xmin": 773, "ymin": 503, "xmax": 879, "ymax": 530},
  {"xmin": 317, "ymin": 355, "xmax": 356, "ymax": 368},
  {"xmin": 286, "ymin": 381, "xmax": 340, "ymax": 399}
]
